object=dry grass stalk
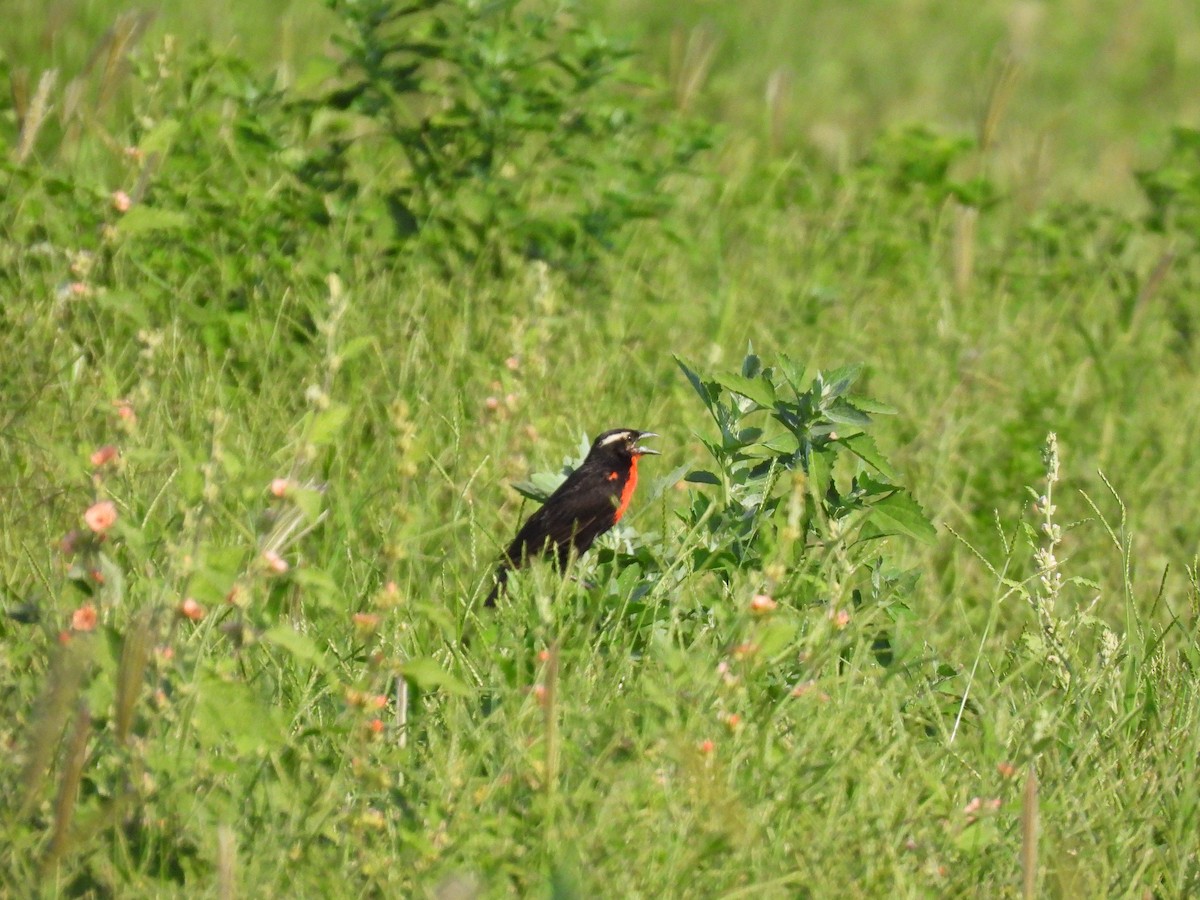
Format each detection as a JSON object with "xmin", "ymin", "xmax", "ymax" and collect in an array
[
  {"xmin": 1021, "ymin": 764, "xmax": 1039, "ymax": 899},
  {"xmin": 40, "ymin": 702, "xmax": 92, "ymax": 875},
  {"xmin": 14, "ymin": 69, "xmax": 57, "ymax": 164},
  {"xmin": 18, "ymin": 637, "xmax": 93, "ymax": 818},
  {"xmin": 115, "ymin": 609, "xmax": 154, "ymax": 744}
]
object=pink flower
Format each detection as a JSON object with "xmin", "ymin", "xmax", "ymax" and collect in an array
[
  {"xmin": 263, "ymin": 550, "xmax": 289, "ymax": 574},
  {"xmin": 484, "ymin": 396, "xmax": 501, "ymax": 412},
  {"xmin": 179, "ymin": 598, "xmax": 205, "ymax": 621},
  {"xmin": 111, "ymin": 190, "xmax": 132, "ymax": 213},
  {"xmin": 72, "ymin": 604, "xmax": 98, "ymax": 632},
  {"xmin": 505, "ymin": 356, "xmax": 520, "ymax": 371},
  {"xmin": 352, "ymin": 612, "xmax": 380, "ymax": 633},
  {"xmin": 367, "ymin": 718, "xmax": 384, "ymax": 735},
  {"xmin": 698, "ymin": 739, "xmax": 715, "ymax": 755},
  {"xmin": 269, "ymin": 478, "xmax": 290, "ymax": 498},
  {"xmin": 830, "ymin": 608, "xmax": 851, "ymax": 629},
  {"xmin": 749, "ymin": 593, "xmax": 777, "ymax": 614},
  {"xmin": 83, "ymin": 500, "xmax": 118, "ymax": 534},
  {"xmin": 90, "ymin": 444, "xmax": 119, "ymax": 467},
  {"xmin": 113, "ymin": 399, "xmax": 136, "ymax": 424}
]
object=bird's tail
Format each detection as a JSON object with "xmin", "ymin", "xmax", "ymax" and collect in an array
[{"xmin": 484, "ymin": 564, "xmax": 509, "ymax": 607}]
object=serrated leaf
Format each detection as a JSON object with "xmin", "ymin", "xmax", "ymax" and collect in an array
[
  {"xmin": 685, "ymin": 469, "xmax": 721, "ymax": 485},
  {"xmin": 824, "ymin": 399, "xmax": 872, "ymax": 426},
  {"xmin": 675, "ymin": 356, "xmax": 713, "ymax": 407},
  {"xmin": 714, "ymin": 372, "xmax": 777, "ymax": 408},
  {"xmin": 761, "ymin": 432, "xmax": 800, "ymax": 455},
  {"xmin": 864, "ymin": 491, "xmax": 936, "ymax": 543},
  {"xmin": 399, "ymin": 657, "xmax": 469, "ymax": 695},
  {"xmin": 847, "ymin": 394, "xmax": 899, "ymax": 415},
  {"xmin": 840, "ymin": 433, "xmax": 897, "ymax": 480},
  {"xmin": 821, "ymin": 363, "xmax": 864, "ymax": 397}
]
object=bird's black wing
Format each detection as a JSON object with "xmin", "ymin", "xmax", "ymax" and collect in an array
[{"xmin": 503, "ymin": 468, "xmax": 616, "ymax": 565}]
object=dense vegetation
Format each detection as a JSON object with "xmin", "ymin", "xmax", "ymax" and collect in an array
[{"xmin": 3, "ymin": 0, "xmax": 1200, "ymax": 895}]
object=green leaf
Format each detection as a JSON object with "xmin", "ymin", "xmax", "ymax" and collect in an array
[
  {"xmin": 756, "ymin": 618, "xmax": 798, "ymax": 659},
  {"xmin": 114, "ymin": 206, "xmax": 190, "ymax": 235},
  {"xmin": 821, "ymin": 363, "xmax": 864, "ymax": 397},
  {"xmin": 863, "ymin": 491, "xmax": 937, "ymax": 544},
  {"xmin": 741, "ymin": 349, "xmax": 762, "ymax": 378},
  {"xmin": 292, "ymin": 485, "xmax": 325, "ymax": 524},
  {"xmin": 685, "ymin": 469, "xmax": 721, "ymax": 485},
  {"xmin": 512, "ymin": 471, "xmax": 567, "ymax": 502},
  {"xmin": 846, "ymin": 395, "xmax": 899, "ymax": 415},
  {"xmin": 338, "ymin": 335, "xmax": 375, "ymax": 363},
  {"xmin": 309, "ymin": 403, "xmax": 349, "ymax": 446},
  {"xmin": 675, "ymin": 356, "xmax": 713, "ymax": 407},
  {"xmin": 824, "ymin": 399, "xmax": 872, "ymax": 426},
  {"xmin": 714, "ymin": 372, "xmax": 777, "ymax": 408},
  {"xmin": 140, "ymin": 118, "xmax": 181, "ymax": 155},
  {"xmin": 840, "ymin": 433, "xmax": 897, "ymax": 480},
  {"xmin": 193, "ymin": 673, "xmax": 285, "ymax": 754},
  {"xmin": 262, "ymin": 625, "xmax": 332, "ymax": 672},
  {"xmin": 399, "ymin": 657, "xmax": 469, "ymax": 695}
]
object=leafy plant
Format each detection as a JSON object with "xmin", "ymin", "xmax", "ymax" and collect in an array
[
  {"xmin": 316, "ymin": 0, "xmax": 711, "ymax": 273},
  {"xmin": 676, "ymin": 349, "xmax": 934, "ymax": 584}
]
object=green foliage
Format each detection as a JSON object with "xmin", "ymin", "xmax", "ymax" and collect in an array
[
  {"xmin": 317, "ymin": 0, "xmax": 711, "ymax": 272},
  {"xmin": 1137, "ymin": 125, "xmax": 1200, "ymax": 238}
]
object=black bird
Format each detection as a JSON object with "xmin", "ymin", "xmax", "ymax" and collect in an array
[{"xmin": 486, "ymin": 428, "xmax": 659, "ymax": 605}]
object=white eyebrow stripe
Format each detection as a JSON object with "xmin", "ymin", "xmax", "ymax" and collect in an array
[{"xmin": 599, "ymin": 431, "xmax": 633, "ymax": 447}]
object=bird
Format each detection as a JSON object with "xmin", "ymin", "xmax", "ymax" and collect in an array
[{"xmin": 485, "ymin": 428, "xmax": 659, "ymax": 606}]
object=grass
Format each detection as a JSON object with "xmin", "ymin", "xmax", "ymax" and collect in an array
[{"xmin": 3, "ymin": 0, "xmax": 1200, "ymax": 896}]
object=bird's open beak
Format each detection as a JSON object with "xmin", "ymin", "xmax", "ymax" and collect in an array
[{"xmin": 634, "ymin": 432, "xmax": 660, "ymax": 455}]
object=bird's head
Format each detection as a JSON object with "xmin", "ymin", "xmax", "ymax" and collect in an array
[{"xmin": 591, "ymin": 428, "xmax": 660, "ymax": 460}]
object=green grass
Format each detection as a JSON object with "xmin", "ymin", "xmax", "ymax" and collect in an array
[{"xmin": 3, "ymin": 0, "xmax": 1200, "ymax": 896}]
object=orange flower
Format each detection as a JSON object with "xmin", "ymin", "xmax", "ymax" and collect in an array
[
  {"xmin": 113, "ymin": 399, "xmax": 136, "ymax": 425},
  {"xmin": 83, "ymin": 500, "xmax": 118, "ymax": 534},
  {"xmin": 749, "ymin": 593, "xmax": 777, "ymax": 614},
  {"xmin": 698, "ymin": 739, "xmax": 715, "ymax": 755},
  {"xmin": 71, "ymin": 604, "xmax": 98, "ymax": 632},
  {"xmin": 367, "ymin": 718, "xmax": 384, "ymax": 735},
  {"xmin": 179, "ymin": 598, "xmax": 205, "ymax": 621},
  {"xmin": 269, "ymin": 478, "xmax": 290, "ymax": 498},
  {"xmin": 90, "ymin": 444, "xmax": 119, "ymax": 467},
  {"xmin": 352, "ymin": 612, "xmax": 380, "ymax": 633}
]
